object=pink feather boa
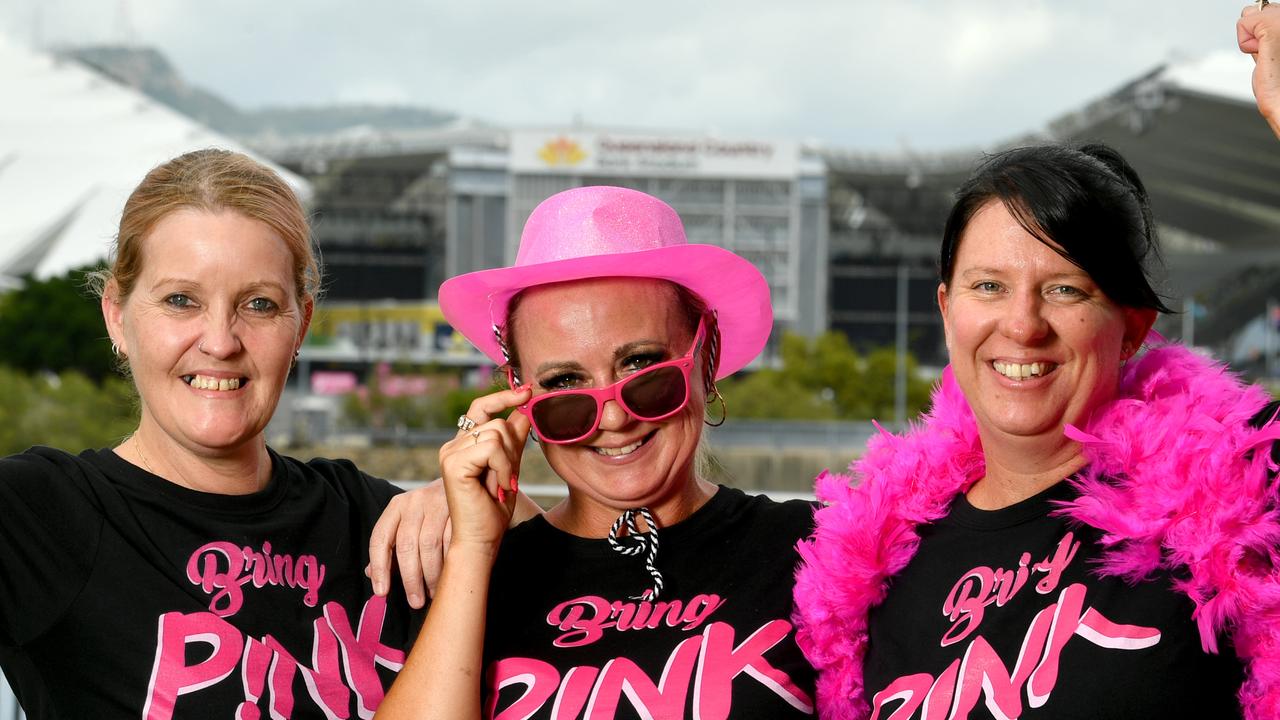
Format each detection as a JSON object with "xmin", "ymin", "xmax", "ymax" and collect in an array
[{"xmin": 793, "ymin": 343, "xmax": 1280, "ymax": 720}]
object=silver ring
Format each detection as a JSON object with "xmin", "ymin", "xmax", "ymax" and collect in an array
[
  {"xmin": 1262, "ymin": 0, "xmax": 1271, "ymax": 10},
  {"xmin": 457, "ymin": 415, "xmax": 477, "ymax": 432}
]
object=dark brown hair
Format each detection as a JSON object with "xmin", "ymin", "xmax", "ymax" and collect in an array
[{"xmin": 939, "ymin": 143, "xmax": 1171, "ymax": 313}]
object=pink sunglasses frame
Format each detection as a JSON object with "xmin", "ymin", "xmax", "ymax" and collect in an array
[{"xmin": 507, "ymin": 318, "xmax": 706, "ymax": 444}]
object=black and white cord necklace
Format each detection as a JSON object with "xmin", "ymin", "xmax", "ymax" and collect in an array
[{"xmin": 607, "ymin": 507, "xmax": 664, "ymax": 601}]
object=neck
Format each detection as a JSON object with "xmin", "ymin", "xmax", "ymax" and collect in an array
[
  {"xmin": 118, "ymin": 419, "xmax": 271, "ymax": 495},
  {"xmin": 546, "ymin": 476, "xmax": 718, "ymax": 538},
  {"xmin": 966, "ymin": 429, "xmax": 1086, "ymax": 510}
]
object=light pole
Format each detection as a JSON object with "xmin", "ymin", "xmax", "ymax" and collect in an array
[
  {"xmin": 1181, "ymin": 297, "xmax": 1196, "ymax": 347},
  {"xmin": 1267, "ymin": 298, "xmax": 1278, "ymax": 379},
  {"xmin": 895, "ymin": 263, "xmax": 908, "ymax": 425}
]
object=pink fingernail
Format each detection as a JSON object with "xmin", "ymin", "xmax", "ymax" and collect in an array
[
  {"xmin": 498, "ymin": 487, "xmax": 507, "ymax": 504},
  {"xmin": 512, "ymin": 475, "xmax": 519, "ymax": 493}
]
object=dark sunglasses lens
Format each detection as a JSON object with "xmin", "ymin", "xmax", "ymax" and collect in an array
[
  {"xmin": 532, "ymin": 393, "xmax": 598, "ymax": 442},
  {"xmin": 621, "ymin": 366, "xmax": 687, "ymax": 419}
]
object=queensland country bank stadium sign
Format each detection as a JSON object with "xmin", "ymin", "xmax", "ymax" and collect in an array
[{"xmin": 510, "ymin": 130, "xmax": 801, "ymax": 180}]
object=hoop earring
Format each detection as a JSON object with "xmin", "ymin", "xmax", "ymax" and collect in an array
[
  {"xmin": 111, "ymin": 342, "xmax": 120, "ymax": 357},
  {"xmin": 704, "ymin": 384, "xmax": 727, "ymax": 427}
]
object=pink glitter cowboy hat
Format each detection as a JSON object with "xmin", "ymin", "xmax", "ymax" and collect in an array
[{"xmin": 438, "ymin": 185, "xmax": 772, "ymax": 378}]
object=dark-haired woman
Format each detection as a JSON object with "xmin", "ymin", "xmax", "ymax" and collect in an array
[{"xmin": 795, "ymin": 143, "xmax": 1280, "ymax": 718}]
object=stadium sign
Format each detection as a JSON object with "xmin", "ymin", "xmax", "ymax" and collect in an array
[
  {"xmin": 510, "ymin": 130, "xmax": 800, "ymax": 179},
  {"xmin": 307, "ymin": 302, "xmax": 476, "ymax": 356}
]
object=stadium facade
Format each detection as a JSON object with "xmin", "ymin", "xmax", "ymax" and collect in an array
[
  {"xmin": 6, "ymin": 41, "xmax": 1277, "ymax": 389},
  {"xmin": 269, "ymin": 69, "xmax": 1280, "ymax": 392},
  {"xmin": 270, "ymin": 125, "xmax": 839, "ymax": 386}
]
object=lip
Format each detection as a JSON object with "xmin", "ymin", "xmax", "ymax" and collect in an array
[
  {"xmin": 987, "ymin": 359, "xmax": 1059, "ymax": 384},
  {"xmin": 585, "ymin": 429, "xmax": 658, "ymax": 462},
  {"xmin": 181, "ymin": 371, "xmax": 250, "ymax": 395}
]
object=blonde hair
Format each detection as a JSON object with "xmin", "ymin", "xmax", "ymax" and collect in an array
[{"xmin": 89, "ymin": 148, "xmax": 319, "ymax": 302}]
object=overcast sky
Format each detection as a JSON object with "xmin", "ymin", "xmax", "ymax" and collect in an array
[{"xmin": 0, "ymin": 0, "xmax": 1256, "ymax": 151}]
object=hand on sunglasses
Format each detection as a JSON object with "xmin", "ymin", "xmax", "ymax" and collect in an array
[
  {"xmin": 438, "ymin": 387, "xmax": 533, "ymax": 558},
  {"xmin": 508, "ymin": 317, "xmax": 706, "ymax": 444}
]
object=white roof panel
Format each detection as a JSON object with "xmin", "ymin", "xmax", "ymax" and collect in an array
[
  {"xmin": 1161, "ymin": 50, "xmax": 1257, "ymax": 106},
  {"xmin": 0, "ymin": 37, "xmax": 310, "ymax": 282}
]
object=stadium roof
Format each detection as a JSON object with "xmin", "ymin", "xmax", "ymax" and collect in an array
[
  {"xmin": 252, "ymin": 121, "xmax": 507, "ymax": 165},
  {"xmin": 1043, "ymin": 50, "xmax": 1280, "ymax": 351},
  {"xmin": 0, "ymin": 37, "xmax": 310, "ymax": 287},
  {"xmin": 1048, "ymin": 51, "xmax": 1280, "ymax": 294}
]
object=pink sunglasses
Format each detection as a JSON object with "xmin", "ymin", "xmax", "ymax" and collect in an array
[{"xmin": 508, "ymin": 318, "xmax": 705, "ymax": 444}]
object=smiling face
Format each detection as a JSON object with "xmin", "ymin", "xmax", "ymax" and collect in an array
[
  {"xmin": 938, "ymin": 200, "xmax": 1156, "ymax": 449},
  {"xmin": 510, "ymin": 277, "xmax": 707, "ymax": 527},
  {"xmin": 103, "ymin": 208, "xmax": 312, "ymax": 458}
]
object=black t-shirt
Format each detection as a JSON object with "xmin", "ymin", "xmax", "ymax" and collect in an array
[
  {"xmin": 482, "ymin": 486, "xmax": 817, "ymax": 719},
  {"xmin": 0, "ymin": 446, "xmax": 417, "ymax": 719},
  {"xmin": 863, "ymin": 481, "xmax": 1245, "ymax": 719}
]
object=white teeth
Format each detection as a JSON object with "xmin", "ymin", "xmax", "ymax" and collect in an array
[
  {"xmin": 594, "ymin": 438, "xmax": 645, "ymax": 457},
  {"xmin": 188, "ymin": 374, "xmax": 241, "ymax": 391},
  {"xmin": 993, "ymin": 361, "xmax": 1055, "ymax": 380}
]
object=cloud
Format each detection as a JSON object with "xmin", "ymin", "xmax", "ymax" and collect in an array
[
  {"xmin": 335, "ymin": 79, "xmax": 414, "ymax": 106},
  {"xmin": 1, "ymin": 0, "xmax": 1249, "ymax": 149}
]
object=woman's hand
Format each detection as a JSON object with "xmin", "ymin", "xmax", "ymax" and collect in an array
[
  {"xmin": 437, "ymin": 388, "xmax": 533, "ymax": 560},
  {"xmin": 374, "ymin": 387, "xmax": 532, "ymax": 720},
  {"xmin": 367, "ymin": 481, "xmax": 451, "ymax": 609},
  {"xmin": 366, "ymin": 388, "xmax": 540, "ymax": 608},
  {"xmin": 1240, "ymin": 2, "xmax": 1280, "ymax": 138}
]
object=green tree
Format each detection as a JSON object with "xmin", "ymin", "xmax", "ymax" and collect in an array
[
  {"xmin": 0, "ymin": 367, "xmax": 138, "ymax": 455},
  {"xmin": 718, "ymin": 367, "xmax": 840, "ymax": 420},
  {"xmin": 859, "ymin": 347, "xmax": 933, "ymax": 419},
  {"xmin": 719, "ymin": 331, "xmax": 934, "ymax": 421},
  {"xmin": 0, "ymin": 265, "xmax": 114, "ymax": 380},
  {"xmin": 436, "ymin": 383, "xmax": 503, "ymax": 429}
]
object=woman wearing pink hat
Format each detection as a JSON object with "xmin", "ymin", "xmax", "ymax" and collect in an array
[{"xmin": 376, "ymin": 186, "xmax": 817, "ymax": 718}]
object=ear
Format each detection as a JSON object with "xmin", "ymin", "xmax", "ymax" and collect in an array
[
  {"xmin": 101, "ymin": 279, "xmax": 127, "ymax": 355},
  {"xmin": 295, "ymin": 295, "xmax": 315, "ymax": 354},
  {"xmin": 1121, "ymin": 306, "xmax": 1158, "ymax": 359},
  {"xmin": 936, "ymin": 282, "xmax": 952, "ymax": 351}
]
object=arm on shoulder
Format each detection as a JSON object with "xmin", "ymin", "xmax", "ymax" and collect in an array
[{"xmin": 368, "ymin": 480, "xmax": 543, "ymax": 607}]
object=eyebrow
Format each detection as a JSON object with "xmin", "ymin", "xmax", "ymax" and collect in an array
[
  {"xmin": 957, "ymin": 267, "xmax": 1090, "ymax": 282},
  {"xmin": 532, "ymin": 338, "xmax": 668, "ymax": 377},
  {"xmin": 150, "ymin": 278, "xmax": 290, "ymax": 294}
]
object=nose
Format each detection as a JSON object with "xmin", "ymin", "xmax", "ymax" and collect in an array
[
  {"xmin": 1000, "ymin": 289, "xmax": 1050, "ymax": 345},
  {"xmin": 198, "ymin": 311, "xmax": 244, "ymax": 359},
  {"xmin": 594, "ymin": 391, "xmax": 635, "ymax": 434}
]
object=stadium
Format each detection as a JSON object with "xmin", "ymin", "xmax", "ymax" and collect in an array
[{"xmin": 2, "ymin": 30, "xmax": 1280, "ymax": 720}]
